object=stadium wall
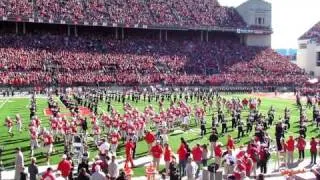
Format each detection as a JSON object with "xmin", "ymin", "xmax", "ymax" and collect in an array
[
  {"xmin": 297, "ymin": 39, "xmax": 320, "ymax": 76},
  {"xmin": 236, "ymin": 0, "xmax": 272, "ymax": 47},
  {"xmin": 244, "ymin": 34, "xmax": 271, "ymax": 47}
]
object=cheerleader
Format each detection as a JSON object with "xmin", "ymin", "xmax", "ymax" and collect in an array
[
  {"xmin": 5, "ymin": 116, "xmax": 13, "ymax": 136},
  {"xmin": 15, "ymin": 114, "xmax": 22, "ymax": 132}
]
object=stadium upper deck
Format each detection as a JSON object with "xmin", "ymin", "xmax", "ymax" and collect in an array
[{"xmin": 0, "ymin": 0, "xmax": 271, "ymax": 32}]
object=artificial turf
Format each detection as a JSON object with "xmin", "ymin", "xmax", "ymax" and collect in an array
[{"xmin": 0, "ymin": 93, "xmax": 317, "ymax": 177}]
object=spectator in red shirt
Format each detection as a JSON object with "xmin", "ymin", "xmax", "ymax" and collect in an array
[
  {"xmin": 243, "ymin": 154, "xmax": 253, "ymax": 177},
  {"xmin": 214, "ymin": 143, "xmax": 223, "ymax": 165},
  {"xmin": 144, "ymin": 130, "xmax": 156, "ymax": 151},
  {"xmin": 41, "ymin": 167, "xmax": 55, "ymax": 180},
  {"xmin": 247, "ymin": 142, "xmax": 259, "ymax": 176},
  {"xmin": 227, "ymin": 135, "xmax": 235, "ymax": 150},
  {"xmin": 297, "ymin": 135, "xmax": 306, "ymax": 160},
  {"xmin": 231, "ymin": 159, "xmax": 246, "ymax": 180},
  {"xmin": 286, "ymin": 135, "xmax": 295, "ymax": 165},
  {"xmin": 163, "ymin": 143, "xmax": 172, "ymax": 175},
  {"xmin": 177, "ymin": 138, "xmax": 188, "ymax": 177},
  {"xmin": 259, "ymin": 147, "xmax": 270, "ymax": 174},
  {"xmin": 57, "ymin": 154, "xmax": 72, "ymax": 178},
  {"xmin": 150, "ymin": 140, "xmax": 163, "ymax": 171},
  {"xmin": 91, "ymin": 156, "xmax": 106, "ymax": 174},
  {"xmin": 310, "ymin": 137, "xmax": 318, "ymax": 164},
  {"xmin": 125, "ymin": 139, "xmax": 135, "ymax": 168},
  {"xmin": 236, "ymin": 145, "xmax": 245, "ymax": 159},
  {"xmin": 191, "ymin": 144, "xmax": 203, "ymax": 177}
]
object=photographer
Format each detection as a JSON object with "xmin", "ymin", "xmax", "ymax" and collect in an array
[{"xmin": 169, "ymin": 156, "xmax": 179, "ymax": 180}]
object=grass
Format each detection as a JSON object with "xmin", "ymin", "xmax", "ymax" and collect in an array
[{"xmin": 0, "ymin": 93, "xmax": 317, "ymax": 177}]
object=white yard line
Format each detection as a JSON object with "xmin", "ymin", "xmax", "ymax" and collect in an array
[{"xmin": 0, "ymin": 97, "xmax": 9, "ymax": 110}]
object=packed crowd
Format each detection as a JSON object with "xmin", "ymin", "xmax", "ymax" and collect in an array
[
  {"xmin": 2, "ymin": 0, "xmax": 34, "ymax": 18},
  {"xmin": 0, "ymin": 0, "xmax": 248, "ymax": 29},
  {"xmin": 7, "ymin": 89, "xmax": 320, "ymax": 180},
  {"xmin": 0, "ymin": 34, "xmax": 307, "ymax": 87},
  {"xmin": 299, "ymin": 21, "xmax": 320, "ymax": 43}
]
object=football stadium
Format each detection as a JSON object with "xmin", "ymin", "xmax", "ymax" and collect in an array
[{"xmin": 0, "ymin": 0, "xmax": 320, "ymax": 179}]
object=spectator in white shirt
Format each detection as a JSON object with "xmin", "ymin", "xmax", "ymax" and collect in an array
[
  {"xmin": 91, "ymin": 165, "xmax": 106, "ymax": 180},
  {"xmin": 108, "ymin": 156, "xmax": 119, "ymax": 180},
  {"xmin": 98, "ymin": 138, "xmax": 110, "ymax": 162},
  {"xmin": 185, "ymin": 156, "xmax": 198, "ymax": 180}
]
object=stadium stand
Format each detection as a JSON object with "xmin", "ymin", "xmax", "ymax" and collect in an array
[
  {"xmin": 299, "ymin": 21, "xmax": 320, "ymax": 42},
  {"xmin": 0, "ymin": 0, "xmax": 248, "ymax": 28},
  {"xmin": 0, "ymin": 33, "xmax": 306, "ymax": 86},
  {"xmin": 0, "ymin": 0, "xmax": 306, "ymax": 87}
]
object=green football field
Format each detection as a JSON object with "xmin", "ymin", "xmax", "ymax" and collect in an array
[{"xmin": 0, "ymin": 93, "xmax": 318, "ymax": 176}]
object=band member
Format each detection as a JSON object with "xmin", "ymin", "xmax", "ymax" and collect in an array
[
  {"xmin": 120, "ymin": 120, "xmax": 128, "ymax": 141},
  {"xmin": 93, "ymin": 123, "xmax": 101, "ymax": 146},
  {"xmin": 237, "ymin": 120, "xmax": 244, "ymax": 139},
  {"xmin": 43, "ymin": 131, "xmax": 54, "ymax": 164},
  {"xmin": 221, "ymin": 115, "xmax": 227, "ymax": 134},
  {"xmin": 110, "ymin": 130, "xmax": 121, "ymax": 155},
  {"xmin": 200, "ymin": 116, "xmax": 206, "ymax": 137}
]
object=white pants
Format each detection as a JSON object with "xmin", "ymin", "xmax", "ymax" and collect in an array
[{"xmin": 110, "ymin": 144, "xmax": 118, "ymax": 155}]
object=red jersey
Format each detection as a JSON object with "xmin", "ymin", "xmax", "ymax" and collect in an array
[
  {"xmin": 6, "ymin": 119, "xmax": 13, "ymax": 127},
  {"xmin": 44, "ymin": 135, "xmax": 53, "ymax": 145},
  {"xmin": 57, "ymin": 160, "xmax": 72, "ymax": 177},
  {"xmin": 144, "ymin": 132, "xmax": 155, "ymax": 144},
  {"xmin": 236, "ymin": 150, "xmax": 245, "ymax": 159},
  {"xmin": 127, "ymin": 125, "xmax": 135, "ymax": 134},
  {"xmin": 177, "ymin": 144, "xmax": 187, "ymax": 161},
  {"xmin": 227, "ymin": 138, "xmax": 235, "ymax": 150},
  {"xmin": 125, "ymin": 141, "xmax": 134, "ymax": 156},
  {"xmin": 51, "ymin": 119, "xmax": 58, "ymax": 130},
  {"xmin": 286, "ymin": 138, "xmax": 295, "ymax": 152},
  {"xmin": 105, "ymin": 119, "xmax": 111, "ymax": 127},
  {"xmin": 151, "ymin": 145, "xmax": 163, "ymax": 159},
  {"xmin": 234, "ymin": 163, "xmax": 246, "ymax": 179},
  {"xmin": 214, "ymin": 146, "xmax": 223, "ymax": 157},
  {"xmin": 120, "ymin": 121, "xmax": 128, "ymax": 131},
  {"xmin": 112, "ymin": 120, "xmax": 120, "ymax": 128},
  {"xmin": 243, "ymin": 157, "xmax": 253, "ymax": 173},
  {"xmin": 297, "ymin": 138, "xmax": 306, "ymax": 151},
  {"xmin": 41, "ymin": 171, "xmax": 55, "ymax": 180},
  {"xmin": 91, "ymin": 116, "xmax": 96, "ymax": 124},
  {"xmin": 31, "ymin": 130, "xmax": 37, "ymax": 140},
  {"xmin": 192, "ymin": 147, "xmax": 203, "ymax": 161},
  {"xmin": 310, "ymin": 139, "xmax": 318, "ymax": 153},
  {"xmin": 35, "ymin": 118, "xmax": 41, "ymax": 127},
  {"xmin": 164, "ymin": 147, "xmax": 172, "ymax": 162},
  {"xmin": 110, "ymin": 133, "xmax": 121, "ymax": 144},
  {"xmin": 93, "ymin": 125, "xmax": 100, "ymax": 135}
]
